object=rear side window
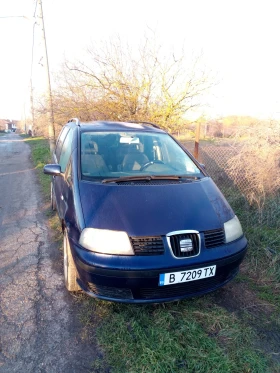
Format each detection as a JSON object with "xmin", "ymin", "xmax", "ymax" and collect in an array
[
  {"xmin": 59, "ymin": 128, "xmax": 74, "ymax": 172},
  {"xmin": 55, "ymin": 127, "xmax": 70, "ymax": 162}
]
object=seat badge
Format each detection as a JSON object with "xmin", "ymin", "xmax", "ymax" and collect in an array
[{"xmin": 179, "ymin": 238, "xmax": 193, "ymax": 252}]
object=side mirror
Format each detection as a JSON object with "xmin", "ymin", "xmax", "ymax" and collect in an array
[
  {"xmin": 44, "ymin": 164, "xmax": 62, "ymax": 176},
  {"xmin": 200, "ymin": 163, "xmax": 206, "ymax": 170}
]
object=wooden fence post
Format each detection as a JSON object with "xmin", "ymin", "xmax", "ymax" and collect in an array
[{"xmin": 194, "ymin": 121, "xmax": 201, "ymax": 159}]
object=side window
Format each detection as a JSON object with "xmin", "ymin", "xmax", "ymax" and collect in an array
[
  {"xmin": 59, "ymin": 128, "xmax": 74, "ymax": 172},
  {"xmin": 55, "ymin": 127, "xmax": 70, "ymax": 162}
]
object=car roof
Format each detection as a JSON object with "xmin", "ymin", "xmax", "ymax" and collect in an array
[{"xmin": 77, "ymin": 121, "xmax": 166, "ymax": 134}]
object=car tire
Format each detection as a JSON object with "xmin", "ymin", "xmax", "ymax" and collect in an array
[
  {"xmin": 51, "ymin": 183, "xmax": 56, "ymax": 211},
  {"xmin": 63, "ymin": 231, "xmax": 81, "ymax": 292}
]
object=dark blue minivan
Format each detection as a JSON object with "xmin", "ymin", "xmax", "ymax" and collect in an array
[{"xmin": 44, "ymin": 119, "xmax": 247, "ymax": 303}]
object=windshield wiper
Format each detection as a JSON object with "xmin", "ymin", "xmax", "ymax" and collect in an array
[{"xmin": 102, "ymin": 175, "xmax": 200, "ymax": 184}]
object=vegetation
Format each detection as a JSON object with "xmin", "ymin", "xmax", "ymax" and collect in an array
[
  {"xmin": 84, "ymin": 298, "xmax": 270, "ymax": 373},
  {"xmin": 227, "ymin": 121, "xmax": 280, "ymax": 207},
  {"xmin": 27, "ymin": 33, "xmax": 215, "ymax": 137},
  {"xmin": 24, "ymin": 136, "xmax": 280, "ymax": 373},
  {"xmin": 225, "ymin": 189, "xmax": 280, "ymax": 307},
  {"xmin": 21, "ymin": 136, "xmax": 51, "ymax": 197}
]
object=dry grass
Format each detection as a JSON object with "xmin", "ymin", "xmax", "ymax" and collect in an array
[{"xmin": 227, "ymin": 122, "xmax": 280, "ymax": 209}]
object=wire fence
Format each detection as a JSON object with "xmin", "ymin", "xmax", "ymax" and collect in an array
[
  {"xmin": 182, "ymin": 138, "xmax": 280, "ymax": 253},
  {"xmin": 184, "ymin": 136, "xmax": 280, "ymax": 285},
  {"xmin": 183, "ymin": 140, "xmax": 244, "ymax": 190},
  {"xmin": 183, "ymin": 139, "xmax": 280, "ymax": 204}
]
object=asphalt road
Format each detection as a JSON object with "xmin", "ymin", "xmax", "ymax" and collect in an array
[{"xmin": 0, "ymin": 134, "xmax": 96, "ymax": 372}]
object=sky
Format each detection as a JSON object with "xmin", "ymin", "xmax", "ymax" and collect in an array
[{"xmin": 0, "ymin": 0, "xmax": 280, "ymax": 121}]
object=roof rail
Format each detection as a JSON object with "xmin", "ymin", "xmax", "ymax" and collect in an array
[
  {"xmin": 127, "ymin": 120, "xmax": 161, "ymax": 129},
  {"xmin": 67, "ymin": 118, "xmax": 80, "ymax": 125}
]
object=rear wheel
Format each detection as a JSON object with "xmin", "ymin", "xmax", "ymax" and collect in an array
[
  {"xmin": 51, "ymin": 183, "xmax": 56, "ymax": 211},
  {"xmin": 63, "ymin": 231, "xmax": 81, "ymax": 292}
]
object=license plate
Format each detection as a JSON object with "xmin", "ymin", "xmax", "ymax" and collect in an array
[{"xmin": 159, "ymin": 265, "xmax": 216, "ymax": 286}]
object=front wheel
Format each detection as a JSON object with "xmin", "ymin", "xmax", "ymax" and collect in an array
[{"xmin": 63, "ymin": 231, "xmax": 81, "ymax": 292}]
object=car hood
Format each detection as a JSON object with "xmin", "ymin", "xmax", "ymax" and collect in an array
[{"xmin": 78, "ymin": 177, "xmax": 234, "ymax": 236}]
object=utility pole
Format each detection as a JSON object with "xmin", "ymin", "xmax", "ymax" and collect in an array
[
  {"xmin": 30, "ymin": 19, "xmax": 36, "ymax": 137},
  {"xmin": 38, "ymin": 0, "xmax": 56, "ymax": 152}
]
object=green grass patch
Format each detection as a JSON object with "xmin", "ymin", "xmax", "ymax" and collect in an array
[
  {"xmin": 80, "ymin": 297, "xmax": 271, "ymax": 373},
  {"xmin": 23, "ymin": 136, "xmax": 51, "ymax": 199}
]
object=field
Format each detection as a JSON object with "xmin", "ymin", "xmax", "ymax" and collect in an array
[{"xmin": 25, "ymin": 136, "xmax": 280, "ymax": 373}]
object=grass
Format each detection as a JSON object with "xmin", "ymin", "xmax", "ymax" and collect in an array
[
  {"xmin": 83, "ymin": 297, "xmax": 271, "ymax": 373},
  {"xmin": 24, "ymin": 137, "xmax": 280, "ymax": 373},
  {"xmin": 223, "ymin": 188, "xmax": 280, "ymax": 309},
  {"xmin": 21, "ymin": 136, "xmax": 51, "ymax": 198}
]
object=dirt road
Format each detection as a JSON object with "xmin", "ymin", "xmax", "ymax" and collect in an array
[{"xmin": 0, "ymin": 134, "xmax": 95, "ymax": 372}]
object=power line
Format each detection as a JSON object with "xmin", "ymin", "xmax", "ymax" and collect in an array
[
  {"xmin": 33, "ymin": 0, "xmax": 38, "ymax": 17},
  {"xmin": 0, "ymin": 15, "xmax": 27, "ymax": 19}
]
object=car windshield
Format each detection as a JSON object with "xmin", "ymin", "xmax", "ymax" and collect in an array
[{"xmin": 80, "ymin": 131, "xmax": 203, "ymax": 181}]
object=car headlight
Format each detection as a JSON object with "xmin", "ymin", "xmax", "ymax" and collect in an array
[
  {"xmin": 79, "ymin": 228, "xmax": 134, "ymax": 255},
  {"xmin": 224, "ymin": 215, "xmax": 243, "ymax": 243}
]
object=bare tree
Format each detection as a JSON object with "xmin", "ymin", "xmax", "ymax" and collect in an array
[{"xmin": 35, "ymin": 33, "xmax": 215, "ymax": 134}]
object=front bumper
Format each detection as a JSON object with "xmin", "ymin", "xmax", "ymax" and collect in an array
[{"xmin": 72, "ymin": 239, "xmax": 247, "ymax": 303}]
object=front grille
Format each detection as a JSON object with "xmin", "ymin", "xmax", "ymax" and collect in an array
[
  {"xmin": 87, "ymin": 283, "xmax": 133, "ymax": 299},
  {"xmin": 139, "ymin": 273, "xmax": 227, "ymax": 299},
  {"xmin": 130, "ymin": 236, "xmax": 164, "ymax": 255},
  {"xmin": 168, "ymin": 233, "xmax": 200, "ymax": 258},
  {"xmin": 204, "ymin": 228, "xmax": 225, "ymax": 248}
]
